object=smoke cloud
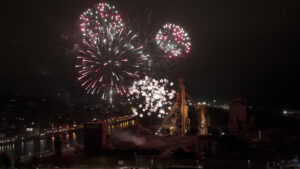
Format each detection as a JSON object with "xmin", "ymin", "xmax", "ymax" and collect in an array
[{"xmin": 110, "ymin": 130, "xmax": 146, "ymax": 146}]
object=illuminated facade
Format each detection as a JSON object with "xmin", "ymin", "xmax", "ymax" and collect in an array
[
  {"xmin": 163, "ymin": 79, "xmax": 209, "ymax": 136},
  {"xmin": 198, "ymin": 105, "xmax": 208, "ymax": 135}
]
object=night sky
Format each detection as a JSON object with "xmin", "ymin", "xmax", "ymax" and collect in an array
[{"xmin": 1, "ymin": 0, "xmax": 299, "ymax": 107}]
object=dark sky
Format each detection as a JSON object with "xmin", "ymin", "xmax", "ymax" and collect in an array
[{"xmin": 0, "ymin": 0, "xmax": 299, "ymax": 107}]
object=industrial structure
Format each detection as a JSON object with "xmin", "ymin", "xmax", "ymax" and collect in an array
[
  {"xmin": 159, "ymin": 79, "xmax": 237, "ymax": 136},
  {"xmin": 164, "ymin": 79, "xmax": 208, "ymax": 136}
]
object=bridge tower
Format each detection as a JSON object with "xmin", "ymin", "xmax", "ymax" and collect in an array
[
  {"xmin": 168, "ymin": 79, "xmax": 208, "ymax": 136},
  {"xmin": 84, "ymin": 121, "xmax": 108, "ymax": 156},
  {"xmin": 174, "ymin": 79, "xmax": 189, "ymax": 136},
  {"xmin": 198, "ymin": 106, "xmax": 208, "ymax": 135}
]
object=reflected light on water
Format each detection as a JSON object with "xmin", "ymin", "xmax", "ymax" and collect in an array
[
  {"xmin": 40, "ymin": 139, "xmax": 46, "ymax": 152},
  {"xmin": 0, "ymin": 130, "xmax": 82, "ymax": 157},
  {"xmin": 72, "ymin": 132, "xmax": 76, "ymax": 141},
  {"xmin": 66, "ymin": 133, "xmax": 70, "ymax": 142},
  {"xmin": 26, "ymin": 140, "xmax": 34, "ymax": 155}
]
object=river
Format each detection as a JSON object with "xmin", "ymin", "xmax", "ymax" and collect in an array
[{"xmin": 0, "ymin": 130, "xmax": 83, "ymax": 158}]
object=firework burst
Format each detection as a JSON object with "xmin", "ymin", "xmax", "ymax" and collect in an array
[
  {"xmin": 79, "ymin": 2, "xmax": 124, "ymax": 44},
  {"xmin": 128, "ymin": 76, "xmax": 176, "ymax": 118},
  {"xmin": 76, "ymin": 26, "xmax": 149, "ymax": 101},
  {"xmin": 155, "ymin": 23, "xmax": 191, "ymax": 58}
]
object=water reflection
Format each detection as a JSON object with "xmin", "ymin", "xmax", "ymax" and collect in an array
[
  {"xmin": 0, "ymin": 130, "xmax": 82, "ymax": 158},
  {"xmin": 72, "ymin": 132, "xmax": 76, "ymax": 140},
  {"xmin": 51, "ymin": 136, "xmax": 55, "ymax": 142},
  {"xmin": 66, "ymin": 133, "xmax": 69, "ymax": 142},
  {"xmin": 25, "ymin": 140, "xmax": 33, "ymax": 155},
  {"xmin": 40, "ymin": 139, "xmax": 46, "ymax": 152}
]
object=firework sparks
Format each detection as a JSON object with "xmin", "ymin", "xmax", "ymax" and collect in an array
[
  {"xmin": 155, "ymin": 23, "xmax": 191, "ymax": 58},
  {"xmin": 128, "ymin": 76, "xmax": 176, "ymax": 118},
  {"xmin": 76, "ymin": 25, "xmax": 149, "ymax": 101},
  {"xmin": 80, "ymin": 2, "xmax": 124, "ymax": 44}
]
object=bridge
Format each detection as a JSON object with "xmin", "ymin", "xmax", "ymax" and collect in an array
[
  {"xmin": 104, "ymin": 115, "xmax": 138, "ymax": 133},
  {"xmin": 161, "ymin": 79, "xmax": 229, "ymax": 136}
]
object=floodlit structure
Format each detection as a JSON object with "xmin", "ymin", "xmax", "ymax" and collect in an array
[
  {"xmin": 171, "ymin": 79, "xmax": 189, "ymax": 136},
  {"xmin": 168, "ymin": 79, "xmax": 208, "ymax": 136},
  {"xmin": 198, "ymin": 105, "xmax": 208, "ymax": 135}
]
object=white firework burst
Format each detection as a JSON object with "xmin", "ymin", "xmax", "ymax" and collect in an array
[{"xmin": 128, "ymin": 76, "xmax": 176, "ymax": 118}]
